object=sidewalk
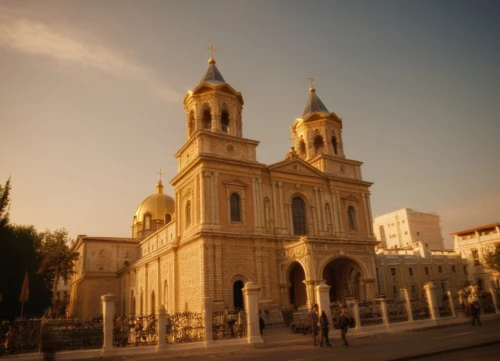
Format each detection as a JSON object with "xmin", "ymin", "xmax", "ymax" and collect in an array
[{"xmin": 2, "ymin": 314, "xmax": 499, "ymax": 361}]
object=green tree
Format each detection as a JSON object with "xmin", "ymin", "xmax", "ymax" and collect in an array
[
  {"xmin": 0, "ymin": 179, "xmax": 55, "ymax": 320},
  {"xmin": 0, "ymin": 177, "xmax": 11, "ymax": 228},
  {"xmin": 38, "ymin": 229, "xmax": 79, "ymax": 316},
  {"xmin": 483, "ymin": 243, "xmax": 500, "ymax": 274}
]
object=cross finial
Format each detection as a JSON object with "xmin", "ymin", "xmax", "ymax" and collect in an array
[
  {"xmin": 307, "ymin": 75, "xmax": 315, "ymax": 89},
  {"xmin": 156, "ymin": 169, "xmax": 165, "ymax": 181},
  {"xmin": 207, "ymin": 44, "xmax": 218, "ymax": 58}
]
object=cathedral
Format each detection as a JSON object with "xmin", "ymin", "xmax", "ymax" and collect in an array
[{"xmin": 68, "ymin": 53, "xmax": 380, "ymax": 319}]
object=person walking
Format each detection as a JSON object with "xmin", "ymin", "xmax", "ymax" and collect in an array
[
  {"xmin": 319, "ymin": 310, "xmax": 332, "ymax": 347},
  {"xmin": 471, "ymin": 302, "xmax": 481, "ymax": 326},
  {"xmin": 308, "ymin": 304, "xmax": 320, "ymax": 346},
  {"xmin": 340, "ymin": 309, "xmax": 350, "ymax": 348}
]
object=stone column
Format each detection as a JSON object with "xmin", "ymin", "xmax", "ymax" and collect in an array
[
  {"xmin": 204, "ymin": 298, "xmax": 213, "ymax": 345},
  {"xmin": 243, "ymin": 282, "xmax": 263, "ymax": 344},
  {"xmin": 345, "ymin": 297, "xmax": 360, "ymax": 331},
  {"xmin": 156, "ymin": 305, "xmax": 167, "ymax": 352},
  {"xmin": 376, "ymin": 296, "xmax": 389, "ymax": 326},
  {"xmin": 446, "ymin": 291, "xmax": 456, "ymax": 318},
  {"xmin": 490, "ymin": 288, "xmax": 500, "ymax": 314},
  {"xmin": 315, "ymin": 282, "xmax": 332, "ymax": 325},
  {"xmin": 424, "ymin": 282, "xmax": 440, "ymax": 320},
  {"xmin": 303, "ymin": 280, "xmax": 316, "ymax": 308},
  {"xmin": 400, "ymin": 289, "xmax": 413, "ymax": 322},
  {"xmin": 101, "ymin": 293, "xmax": 116, "ymax": 354}
]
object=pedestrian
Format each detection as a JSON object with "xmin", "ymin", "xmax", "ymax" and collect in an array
[
  {"xmin": 470, "ymin": 302, "xmax": 481, "ymax": 326},
  {"xmin": 259, "ymin": 311, "xmax": 265, "ymax": 336},
  {"xmin": 308, "ymin": 304, "xmax": 320, "ymax": 346},
  {"xmin": 319, "ymin": 310, "xmax": 331, "ymax": 347},
  {"xmin": 340, "ymin": 309, "xmax": 350, "ymax": 348}
]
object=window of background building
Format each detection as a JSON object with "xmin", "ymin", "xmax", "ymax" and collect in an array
[
  {"xmin": 438, "ymin": 265, "xmax": 443, "ymax": 273},
  {"xmin": 391, "ymin": 268, "xmax": 396, "ymax": 277},
  {"xmin": 424, "ymin": 266, "xmax": 429, "ymax": 275},
  {"xmin": 463, "ymin": 265, "xmax": 468, "ymax": 275},
  {"xmin": 230, "ymin": 193, "xmax": 241, "ymax": 222},
  {"xmin": 472, "ymin": 249, "xmax": 480, "ymax": 266},
  {"xmin": 410, "ymin": 284, "xmax": 416, "ymax": 294},
  {"xmin": 392, "ymin": 285, "xmax": 397, "ymax": 294},
  {"xmin": 408, "ymin": 267, "xmax": 414, "ymax": 276},
  {"xmin": 451, "ymin": 265, "xmax": 456, "ymax": 273}
]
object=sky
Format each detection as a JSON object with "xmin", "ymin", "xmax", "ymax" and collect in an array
[{"xmin": 1, "ymin": 0, "xmax": 499, "ymax": 248}]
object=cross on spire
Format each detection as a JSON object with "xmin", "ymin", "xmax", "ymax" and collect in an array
[
  {"xmin": 207, "ymin": 44, "xmax": 218, "ymax": 58},
  {"xmin": 156, "ymin": 169, "xmax": 165, "ymax": 181},
  {"xmin": 307, "ymin": 75, "xmax": 316, "ymax": 89}
]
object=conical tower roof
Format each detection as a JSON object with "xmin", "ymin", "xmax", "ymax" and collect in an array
[
  {"xmin": 200, "ymin": 57, "xmax": 226, "ymax": 85},
  {"xmin": 302, "ymin": 86, "xmax": 329, "ymax": 118}
]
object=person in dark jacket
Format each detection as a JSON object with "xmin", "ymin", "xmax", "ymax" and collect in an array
[
  {"xmin": 259, "ymin": 312, "xmax": 265, "ymax": 335},
  {"xmin": 319, "ymin": 310, "xmax": 331, "ymax": 347},
  {"xmin": 308, "ymin": 304, "xmax": 320, "ymax": 346},
  {"xmin": 470, "ymin": 302, "xmax": 481, "ymax": 326},
  {"xmin": 340, "ymin": 309, "xmax": 350, "ymax": 347}
]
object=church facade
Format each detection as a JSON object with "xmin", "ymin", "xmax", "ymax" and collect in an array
[{"xmin": 69, "ymin": 54, "xmax": 380, "ymax": 319}]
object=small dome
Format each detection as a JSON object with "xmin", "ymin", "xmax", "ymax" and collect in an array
[{"xmin": 132, "ymin": 180, "xmax": 175, "ymax": 238}]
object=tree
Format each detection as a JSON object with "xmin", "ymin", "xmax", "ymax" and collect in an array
[
  {"xmin": 483, "ymin": 243, "xmax": 500, "ymax": 274},
  {"xmin": 38, "ymin": 229, "xmax": 79, "ymax": 317},
  {"xmin": 0, "ymin": 177, "xmax": 11, "ymax": 229}
]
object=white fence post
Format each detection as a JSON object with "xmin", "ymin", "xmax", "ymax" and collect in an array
[{"xmin": 101, "ymin": 293, "xmax": 116, "ymax": 355}]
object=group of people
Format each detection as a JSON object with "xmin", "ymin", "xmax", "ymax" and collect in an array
[{"xmin": 309, "ymin": 304, "xmax": 350, "ymax": 348}]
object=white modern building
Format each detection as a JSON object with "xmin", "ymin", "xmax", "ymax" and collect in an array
[
  {"xmin": 453, "ymin": 222, "xmax": 500, "ymax": 291},
  {"xmin": 373, "ymin": 208, "xmax": 444, "ymax": 250}
]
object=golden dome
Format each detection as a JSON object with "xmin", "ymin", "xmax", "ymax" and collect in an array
[{"xmin": 133, "ymin": 180, "xmax": 175, "ymax": 229}]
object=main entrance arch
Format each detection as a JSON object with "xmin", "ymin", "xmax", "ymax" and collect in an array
[
  {"xmin": 322, "ymin": 257, "xmax": 365, "ymax": 303},
  {"xmin": 288, "ymin": 261, "xmax": 307, "ymax": 308}
]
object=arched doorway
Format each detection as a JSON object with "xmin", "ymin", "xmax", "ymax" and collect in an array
[
  {"xmin": 233, "ymin": 281, "xmax": 244, "ymax": 311},
  {"xmin": 322, "ymin": 257, "xmax": 364, "ymax": 303},
  {"xmin": 288, "ymin": 262, "xmax": 307, "ymax": 308}
]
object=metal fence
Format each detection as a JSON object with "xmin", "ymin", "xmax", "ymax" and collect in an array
[
  {"xmin": 386, "ymin": 299, "xmax": 408, "ymax": 323},
  {"xmin": 113, "ymin": 314, "xmax": 157, "ymax": 347},
  {"xmin": 358, "ymin": 301, "xmax": 383, "ymax": 326},
  {"xmin": 166, "ymin": 311, "xmax": 205, "ymax": 343},
  {"xmin": 411, "ymin": 298, "xmax": 430, "ymax": 320},
  {"xmin": 42, "ymin": 317, "xmax": 103, "ymax": 351},
  {"xmin": 212, "ymin": 310, "xmax": 245, "ymax": 340},
  {"xmin": 0, "ymin": 318, "xmax": 41, "ymax": 356}
]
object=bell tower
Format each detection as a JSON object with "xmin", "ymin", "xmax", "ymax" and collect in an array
[
  {"xmin": 183, "ymin": 45, "xmax": 244, "ymax": 140},
  {"xmin": 291, "ymin": 76, "xmax": 345, "ymax": 161}
]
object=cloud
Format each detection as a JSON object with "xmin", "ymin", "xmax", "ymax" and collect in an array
[{"xmin": 0, "ymin": 14, "xmax": 180, "ymax": 102}]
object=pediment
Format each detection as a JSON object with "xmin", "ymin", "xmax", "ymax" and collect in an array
[
  {"xmin": 268, "ymin": 158, "xmax": 323, "ymax": 177},
  {"xmin": 221, "ymin": 178, "xmax": 248, "ymax": 187},
  {"xmin": 341, "ymin": 194, "xmax": 359, "ymax": 202}
]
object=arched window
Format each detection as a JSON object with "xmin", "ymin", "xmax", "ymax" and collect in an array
[
  {"xmin": 264, "ymin": 197, "xmax": 271, "ymax": 229},
  {"xmin": 331, "ymin": 136, "xmax": 338, "ymax": 155},
  {"xmin": 130, "ymin": 290, "xmax": 135, "ymax": 316},
  {"xmin": 165, "ymin": 213, "xmax": 172, "ymax": 224},
  {"xmin": 348, "ymin": 206, "xmax": 357, "ymax": 231},
  {"xmin": 202, "ymin": 108, "xmax": 211, "ymax": 129},
  {"xmin": 144, "ymin": 214, "xmax": 151, "ymax": 230},
  {"xmin": 299, "ymin": 141, "xmax": 306, "ymax": 158},
  {"xmin": 163, "ymin": 280, "xmax": 168, "ymax": 313},
  {"xmin": 325, "ymin": 203, "xmax": 333, "ymax": 233},
  {"xmin": 230, "ymin": 193, "xmax": 241, "ymax": 222},
  {"xmin": 185, "ymin": 201, "xmax": 191, "ymax": 228},
  {"xmin": 188, "ymin": 111, "xmax": 195, "ymax": 136},
  {"xmin": 221, "ymin": 109, "xmax": 229, "ymax": 132},
  {"xmin": 292, "ymin": 197, "xmax": 307, "ymax": 235},
  {"xmin": 151, "ymin": 290, "xmax": 155, "ymax": 314},
  {"xmin": 313, "ymin": 135, "xmax": 324, "ymax": 154},
  {"xmin": 140, "ymin": 289, "xmax": 144, "ymax": 315}
]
